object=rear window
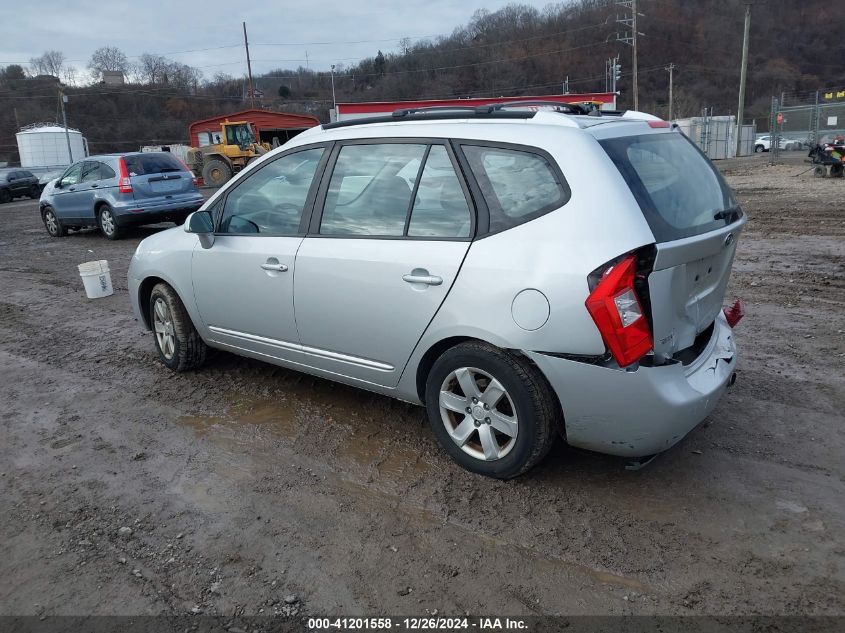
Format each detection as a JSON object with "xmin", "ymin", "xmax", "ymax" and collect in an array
[
  {"xmin": 600, "ymin": 133, "xmax": 739, "ymax": 242},
  {"xmin": 123, "ymin": 153, "xmax": 185, "ymax": 176}
]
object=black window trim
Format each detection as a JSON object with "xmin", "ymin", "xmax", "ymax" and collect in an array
[
  {"xmin": 307, "ymin": 136, "xmax": 477, "ymax": 242},
  {"xmin": 451, "ymin": 139, "xmax": 571, "ymax": 239},
  {"xmin": 213, "ymin": 141, "xmax": 334, "ymax": 238}
]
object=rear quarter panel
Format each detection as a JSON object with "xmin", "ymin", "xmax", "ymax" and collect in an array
[{"xmin": 396, "ymin": 126, "xmax": 656, "ymax": 400}]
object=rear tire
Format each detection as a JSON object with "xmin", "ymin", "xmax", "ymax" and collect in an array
[
  {"xmin": 424, "ymin": 341, "xmax": 558, "ymax": 479},
  {"xmin": 149, "ymin": 283, "xmax": 208, "ymax": 372},
  {"xmin": 98, "ymin": 205, "xmax": 122, "ymax": 240},
  {"xmin": 28, "ymin": 185, "xmax": 40, "ymax": 199},
  {"xmin": 202, "ymin": 159, "xmax": 232, "ymax": 188},
  {"xmin": 754, "ymin": 144, "xmax": 764, "ymax": 153},
  {"xmin": 42, "ymin": 206, "xmax": 67, "ymax": 237}
]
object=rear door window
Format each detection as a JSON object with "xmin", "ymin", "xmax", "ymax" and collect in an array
[
  {"xmin": 98, "ymin": 163, "xmax": 116, "ymax": 180},
  {"xmin": 81, "ymin": 161, "xmax": 101, "ymax": 182},
  {"xmin": 123, "ymin": 153, "xmax": 184, "ymax": 176},
  {"xmin": 407, "ymin": 146, "xmax": 472, "ymax": 238},
  {"xmin": 320, "ymin": 143, "xmax": 427, "ymax": 237},
  {"xmin": 461, "ymin": 145, "xmax": 568, "ymax": 233},
  {"xmin": 599, "ymin": 133, "xmax": 740, "ymax": 241}
]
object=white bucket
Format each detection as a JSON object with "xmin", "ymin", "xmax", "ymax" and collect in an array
[{"xmin": 78, "ymin": 260, "xmax": 114, "ymax": 299}]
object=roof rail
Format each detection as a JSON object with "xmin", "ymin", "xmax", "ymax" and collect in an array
[
  {"xmin": 482, "ymin": 100, "xmax": 591, "ymax": 115},
  {"xmin": 322, "ymin": 106, "xmax": 536, "ymax": 130}
]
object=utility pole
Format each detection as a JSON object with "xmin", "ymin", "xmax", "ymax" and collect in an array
[
  {"xmin": 632, "ymin": 0, "xmax": 639, "ymax": 110},
  {"xmin": 735, "ymin": 3, "xmax": 752, "ymax": 157},
  {"xmin": 666, "ymin": 63, "xmax": 675, "ymax": 121},
  {"xmin": 330, "ymin": 64, "xmax": 337, "ymax": 116},
  {"xmin": 617, "ymin": 0, "xmax": 644, "ymax": 110},
  {"xmin": 58, "ymin": 88, "xmax": 73, "ymax": 163},
  {"xmin": 243, "ymin": 22, "xmax": 255, "ymax": 108}
]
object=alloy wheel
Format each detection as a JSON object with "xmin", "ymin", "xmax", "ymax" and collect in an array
[
  {"xmin": 438, "ymin": 367, "xmax": 518, "ymax": 461},
  {"xmin": 100, "ymin": 208, "xmax": 115, "ymax": 236},
  {"xmin": 45, "ymin": 211, "xmax": 58, "ymax": 235},
  {"xmin": 153, "ymin": 298, "xmax": 176, "ymax": 360}
]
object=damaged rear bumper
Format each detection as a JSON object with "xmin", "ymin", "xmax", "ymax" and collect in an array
[{"xmin": 525, "ymin": 313, "xmax": 737, "ymax": 457}]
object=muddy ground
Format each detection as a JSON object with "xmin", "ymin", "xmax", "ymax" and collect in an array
[{"xmin": 0, "ymin": 155, "xmax": 843, "ymax": 619}]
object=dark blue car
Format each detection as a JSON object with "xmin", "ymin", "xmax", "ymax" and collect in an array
[{"xmin": 40, "ymin": 152, "xmax": 204, "ymax": 239}]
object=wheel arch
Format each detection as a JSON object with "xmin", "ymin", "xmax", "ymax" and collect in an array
[
  {"xmin": 138, "ymin": 276, "xmax": 195, "ymax": 331},
  {"xmin": 413, "ymin": 334, "xmax": 566, "ymax": 436}
]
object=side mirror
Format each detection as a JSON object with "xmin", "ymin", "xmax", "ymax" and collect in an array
[
  {"xmin": 184, "ymin": 210, "xmax": 215, "ymax": 249},
  {"xmin": 54, "ymin": 179, "xmax": 63, "ymax": 189}
]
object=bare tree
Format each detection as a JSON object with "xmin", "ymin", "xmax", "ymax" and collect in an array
[
  {"xmin": 29, "ymin": 50, "xmax": 65, "ymax": 78},
  {"xmin": 136, "ymin": 53, "xmax": 170, "ymax": 84},
  {"xmin": 88, "ymin": 46, "xmax": 128, "ymax": 81}
]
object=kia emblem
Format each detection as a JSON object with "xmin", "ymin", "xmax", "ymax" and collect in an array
[{"xmin": 724, "ymin": 233, "xmax": 735, "ymax": 247}]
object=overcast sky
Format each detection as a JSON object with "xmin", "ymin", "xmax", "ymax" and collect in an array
[{"xmin": 2, "ymin": 0, "xmax": 555, "ymax": 80}]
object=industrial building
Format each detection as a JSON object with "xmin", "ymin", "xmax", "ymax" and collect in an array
[{"xmin": 188, "ymin": 109, "xmax": 320, "ymax": 148}]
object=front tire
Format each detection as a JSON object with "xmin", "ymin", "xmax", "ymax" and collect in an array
[
  {"xmin": 149, "ymin": 283, "xmax": 208, "ymax": 372},
  {"xmin": 42, "ymin": 206, "xmax": 67, "ymax": 237},
  {"xmin": 0, "ymin": 188, "xmax": 10, "ymax": 203},
  {"xmin": 754, "ymin": 144, "xmax": 764, "ymax": 153},
  {"xmin": 424, "ymin": 341, "xmax": 558, "ymax": 479},
  {"xmin": 98, "ymin": 205, "xmax": 121, "ymax": 240},
  {"xmin": 202, "ymin": 159, "xmax": 232, "ymax": 187}
]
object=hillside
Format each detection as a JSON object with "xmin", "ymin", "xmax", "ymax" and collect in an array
[{"xmin": 1, "ymin": 0, "xmax": 841, "ymax": 163}]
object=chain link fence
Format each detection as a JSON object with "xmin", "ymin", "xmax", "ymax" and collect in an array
[{"xmin": 768, "ymin": 87, "xmax": 845, "ymax": 163}]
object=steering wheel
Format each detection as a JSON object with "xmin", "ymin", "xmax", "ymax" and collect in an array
[{"xmin": 249, "ymin": 202, "xmax": 303, "ymax": 231}]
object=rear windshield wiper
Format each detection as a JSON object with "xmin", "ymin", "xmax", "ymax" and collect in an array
[{"xmin": 714, "ymin": 207, "xmax": 740, "ymax": 222}]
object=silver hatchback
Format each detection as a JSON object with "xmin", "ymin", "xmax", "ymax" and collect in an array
[{"xmin": 129, "ymin": 104, "xmax": 745, "ymax": 478}]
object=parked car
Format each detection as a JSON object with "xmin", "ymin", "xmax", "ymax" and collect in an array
[
  {"xmin": 754, "ymin": 135, "xmax": 802, "ymax": 152},
  {"xmin": 39, "ymin": 152, "xmax": 204, "ymax": 239},
  {"xmin": 0, "ymin": 169, "xmax": 41, "ymax": 203},
  {"xmin": 129, "ymin": 106, "xmax": 745, "ymax": 478}
]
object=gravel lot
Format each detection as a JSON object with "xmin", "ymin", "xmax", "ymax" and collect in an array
[{"xmin": 1, "ymin": 155, "xmax": 843, "ymax": 619}]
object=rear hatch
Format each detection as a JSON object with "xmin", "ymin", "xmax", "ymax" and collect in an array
[
  {"xmin": 123, "ymin": 153, "xmax": 197, "ymax": 201},
  {"xmin": 600, "ymin": 130, "xmax": 745, "ymax": 362}
]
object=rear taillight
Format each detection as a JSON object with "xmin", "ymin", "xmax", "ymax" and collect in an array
[
  {"xmin": 585, "ymin": 255, "xmax": 653, "ymax": 367},
  {"xmin": 118, "ymin": 158, "xmax": 133, "ymax": 194},
  {"xmin": 723, "ymin": 299, "xmax": 745, "ymax": 328},
  {"xmin": 176, "ymin": 157, "xmax": 199, "ymax": 186}
]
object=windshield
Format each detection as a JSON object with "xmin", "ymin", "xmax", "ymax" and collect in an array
[
  {"xmin": 226, "ymin": 124, "xmax": 256, "ymax": 146},
  {"xmin": 600, "ymin": 132, "xmax": 740, "ymax": 242}
]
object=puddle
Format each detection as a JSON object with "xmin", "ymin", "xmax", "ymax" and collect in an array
[{"xmin": 178, "ymin": 381, "xmax": 434, "ymax": 483}]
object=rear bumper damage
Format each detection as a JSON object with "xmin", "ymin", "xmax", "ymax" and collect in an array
[{"xmin": 526, "ymin": 312, "xmax": 737, "ymax": 457}]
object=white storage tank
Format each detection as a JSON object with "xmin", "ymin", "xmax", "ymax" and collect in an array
[{"xmin": 16, "ymin": 124, "xmax": 87, "ymax": 168}]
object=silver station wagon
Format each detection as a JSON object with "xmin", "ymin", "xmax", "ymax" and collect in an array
[{"xmin": 129, "ymin": 103, "xmax": 745, "ymax": 478}]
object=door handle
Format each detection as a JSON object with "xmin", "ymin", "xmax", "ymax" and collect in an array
[
  {"xmin": 260, "ymin": 263, "xmax": 288, "ymax": 272},
  {"xmin": 68, "ymin": 187, "xmax": 76, "ymax": 191},
  {"xmin": 402, "ymin": 273, "xmax": 443, "ymax": 286},
  {"xmin": 90, "ymin": 183, "xmax": 99, "ymax": 188}
]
